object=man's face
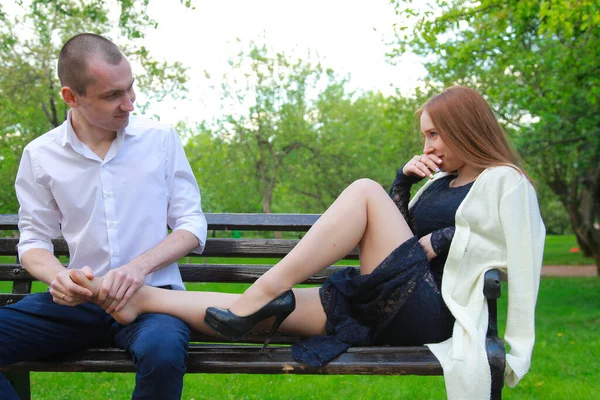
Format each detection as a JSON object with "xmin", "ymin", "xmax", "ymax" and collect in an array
[{"xmin": 72, "ymin": 56, "xmax": 136, "ymax": 134}]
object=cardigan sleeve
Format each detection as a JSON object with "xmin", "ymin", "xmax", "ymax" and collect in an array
[
  {"xmin": 499, "ymin": 177, "xmax": 545, "ymax": 387},
  {"xmin": 430, "ymin": 226, "xmax": 455, "ymax": 257}
]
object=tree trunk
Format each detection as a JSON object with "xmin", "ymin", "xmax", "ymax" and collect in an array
[
  {"xmin": 562, "ymin": 172, "xmax": 600, "ymax": 274},
  {"xmin": 261, "ymin": 188, "xmax": 283, "ymax": 239}
]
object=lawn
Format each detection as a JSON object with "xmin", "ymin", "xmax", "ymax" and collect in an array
[
  {"xmin": 542, "ymin": 235, "xmax": 596, "ymax": 265},
  {"xmin": 1, "ymin": 235, "xmax": 598, "ymax": 398},
  {"xmin": 5, "ymin": 277, "xmax": 598, "ymax": 399}
]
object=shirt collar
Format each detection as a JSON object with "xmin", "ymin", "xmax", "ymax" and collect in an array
[
  {"xmin": 61, "ymin": 111, "xmax": 82, "ymax": 150},
  {"xmin": 122, "ymin": 117, "xmax": 139, "ymax": 137},
  {"xmin": 61, "ymin": 111, "xmax": 135, "ymax": 150}
]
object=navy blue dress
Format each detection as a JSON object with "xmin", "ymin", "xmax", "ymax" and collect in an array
[{"xmin": 291, "ymin": 171, "xmax": 474, "ymax": 367}]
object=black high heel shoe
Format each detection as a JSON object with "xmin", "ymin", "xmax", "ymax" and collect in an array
[{"xmin": 204, "ymin": 290, "xmax": 296, "ymax": 352}]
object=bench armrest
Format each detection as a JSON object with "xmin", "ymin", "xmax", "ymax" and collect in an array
[{"xmin": 484, "ymin": 269, "xmax": 505, "ymax": 400}]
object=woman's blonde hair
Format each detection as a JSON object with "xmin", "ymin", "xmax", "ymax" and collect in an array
[{"xmin": 418, "ymin": 86, "xmax": 528, "ymax": 178}]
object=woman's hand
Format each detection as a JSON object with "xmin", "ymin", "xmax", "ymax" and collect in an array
[
  {"xmin": 418, "ymin": 234, "xmax": 438, "ymax": 261},
  {"xmin": 402, "ymin": 154, "xmax": 442, "ymax": 179}
]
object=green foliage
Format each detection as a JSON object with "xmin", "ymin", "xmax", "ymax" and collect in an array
[
  {"xmin": 390, "ymin": 0, "xmax": 600, "ymax": 266},
  {"xmin": 187, "ymin": 42, "xmax": 424, "ymax": 214},
  {"xmin": 289, "ymin": 87, "xmax": 426, "ymax": 212},
  {"xmin": 536, "ymin": 182, "xmax": 572, "ymax": 235},
  {"xmin": 0, "ymin": 0, "xmax": 190, "ymax": 213},
  {"xmin": 189, "ymin": 42, "xmax": 331, "ymax": 213}
]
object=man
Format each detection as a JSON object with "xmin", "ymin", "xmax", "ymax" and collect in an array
[{"xmin": 0, "ymin": 33, "xmax": 207, "ymax": 399}]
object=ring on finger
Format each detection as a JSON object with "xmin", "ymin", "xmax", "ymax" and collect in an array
[{"xmin": 62, "ymin": 293, "xmax": 66, "ymax": 300}]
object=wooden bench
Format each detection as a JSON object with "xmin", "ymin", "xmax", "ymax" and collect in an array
[{"xmin": 0, "ymin": 213, "xmax": 505, "ymax": 399}]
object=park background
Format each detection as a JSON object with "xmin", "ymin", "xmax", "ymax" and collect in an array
[{"xmin": 0, "ymin": 0, "xmax": 598, "ymax": 398}]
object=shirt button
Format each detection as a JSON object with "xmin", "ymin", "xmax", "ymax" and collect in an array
[
  {"xmin": 103, "ymin": 191, "xmax": 112, "ymax": 198},
  {"xmin": 108, "ymin": 222, "xmax": 115, "ymax": 228}
]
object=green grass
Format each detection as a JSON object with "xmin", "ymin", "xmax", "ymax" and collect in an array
[
  {"xmin": 5, "ymin": 277, "xmax": 596, "ymax": 399},
  {"xmin": 1, "ymin": 234, "xmax": 598, "ymax": 398},
  {"xmin": 542, "ymin": 235, "xmax": 595, "ymax": 265}
]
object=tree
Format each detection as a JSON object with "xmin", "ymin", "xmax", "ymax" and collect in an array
[
  {"xmin": 188, "ymin": 42, "xmax": 334, "ymax": 214},
  {"xmin": 186, "ymin": 42, "xmax": 424, "ymax": 216},
  {"xmin": 0, "ymin": 0, "xmax": 189, "ymax": 213},
  {"xmin": 391, "ymin": 0, "xmax": 600, "ymax": 268},
  {"xmin": 286, "ymin": 86, "xmax": 424, "ymax": 212}
]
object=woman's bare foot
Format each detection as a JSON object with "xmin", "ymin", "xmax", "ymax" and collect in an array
[
  {"xmin": 69, "ymin": 268, "xmax": 141, "ymax": 325},
  {"xmin": 68, "ymin": 267, "xmax": 101, "ymax": 300}
]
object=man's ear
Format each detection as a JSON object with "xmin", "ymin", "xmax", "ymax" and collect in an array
[{"xmin": 61, "ymin": 86, "xmax": 79, "ymax": 108}]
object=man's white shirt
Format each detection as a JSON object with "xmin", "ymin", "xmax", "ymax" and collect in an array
[{"xmin": 16, "ymin": 114, "xmax": 207, "ymax": 290}]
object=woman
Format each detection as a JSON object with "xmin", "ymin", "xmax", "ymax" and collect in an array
[{"xmin": 72, "ymin": 86, "xmax": 545, "ymax": 399}]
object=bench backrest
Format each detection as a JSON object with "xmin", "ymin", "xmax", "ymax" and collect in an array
[{"xmin": 0, "ymin": 213, "xmax": 356, "ymax": 343}]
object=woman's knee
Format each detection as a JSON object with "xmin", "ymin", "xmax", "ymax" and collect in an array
[{"xmin": 346, "ymin": 178, "xmax": 386, "ymax": 198}]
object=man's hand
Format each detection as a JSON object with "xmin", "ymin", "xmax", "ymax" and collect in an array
[
  {"xmin": 49, "ymin": 266, "xmax": 94, "ymax": 306},
  {"xmin": 98, "ymin": 263, "xmax": 147, "ymax": 313},
  {"xmin": 418, "ymin": 234, "xmax": 438, "ymax": 261}
]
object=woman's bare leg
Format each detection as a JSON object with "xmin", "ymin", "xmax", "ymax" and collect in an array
[
  {"xmin": 69, "ymin": 270, "xmax": 327, "ymax": 337},
  {"xmin": 228, "ymin": 178, "xmax": 413, "ymax": 317},
  {"xmin": 70, "ymin": 178, "xmax": 408, "ymax": 337}
]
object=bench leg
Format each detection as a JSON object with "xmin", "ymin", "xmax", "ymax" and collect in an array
[
  {"xmin": 3, "ymin": 371, "xmax": 31, "ymax": 400},
  {"xmin": 484, "ymin": 270, "xmax": 505, "ymax": 400},
  {"xmin": 487, "ymin": 337, "xmax": 505, "ymax": 400}
]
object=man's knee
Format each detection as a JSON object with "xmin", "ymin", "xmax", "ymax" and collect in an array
[
  {"xmin": 131, "ymin": 317, "xmax": 190, "ymax": 373},
  {"xmin": 136, "ymin": 338, "xmax": 188, "ymax": 372},
  {"xmin": 128, "ymin": 321, "xmax": 189, "ymax": 400}
]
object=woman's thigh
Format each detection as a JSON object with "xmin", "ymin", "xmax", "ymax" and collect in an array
[
  {"xmin": 357, "ymin": 179, "xmax": 414, "ymax": 275},
  {"xmin": 277, "ymin": 287, "xmax": 326, "ymax": 337}
]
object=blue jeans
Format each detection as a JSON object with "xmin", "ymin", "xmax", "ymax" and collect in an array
[{"xmin": 0, "ymin": 292, "xmax": 190, "ymax": 399}]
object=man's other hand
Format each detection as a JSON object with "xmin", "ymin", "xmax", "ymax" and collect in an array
[
  {"xmin": 49, "ymin": 266, "xmax": 94, "ymax": 306},
  {"xmin": 98, "ymin": 264, "xmax": 146, "ymax": 313}
]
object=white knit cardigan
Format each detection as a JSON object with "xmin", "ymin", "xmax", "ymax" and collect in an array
[{"xmin": 409, "ymin": 166, "xmax": 545, "ymax": 399}]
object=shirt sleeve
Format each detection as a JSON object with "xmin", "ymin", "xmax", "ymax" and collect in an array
[
  {"xmin": 388, "ymin": 168, "xmax": 422, "ymax": 223},
  {"xmin": 165, "ymin": 128, "xmax": 208, "ymax": 253},
  {"xmin": 430, "ymin": 226, "xmax": 456, "ymax": 257},
  {"xmin": 15, "ymin": 147, "xmax": 62, "ymax": 260},
  {"xmin": 499, "ymin": 178, "xmax": 545, "ymax": 387}
]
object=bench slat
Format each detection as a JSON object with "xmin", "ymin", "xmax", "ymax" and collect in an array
[
  {"xmin": 0, "ymin": 213, "xmax": 321, "ymax": 232},
  {"xmin": 0, "ymin": 264, "xmax": 354, "ymax": 285},
  {"xmin": 0, "ymin": 238, "xmax": 360, "ymax": 259},
  {"xmin": 205, "ymin": 213, "xmax": 320, "ymax": 231},
  {"xmin": 178, "ymin": 264, "xmax": 351, "ymax": 283},
  {"xmin": 0, "ymin": 345, "xmax": 442, "ymax": 375},
  {"xmin": 0, "ymin": 214, "xmax": 18, "ymax": 230}
]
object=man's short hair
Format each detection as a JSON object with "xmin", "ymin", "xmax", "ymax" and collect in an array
[{"xmin": 57, "ymin": 33, "xmax": 123, "ymax": 95}]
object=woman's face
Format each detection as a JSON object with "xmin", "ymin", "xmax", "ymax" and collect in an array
[{"xmin": 420, "ymin": 110, "xmax": 465, "ymax": 172}]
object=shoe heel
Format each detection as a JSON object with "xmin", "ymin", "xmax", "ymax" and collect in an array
[{"xmin": 260, "ymin": 309, "xmax": 292, "ymax": 353}]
